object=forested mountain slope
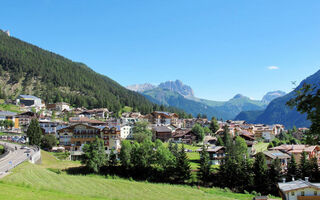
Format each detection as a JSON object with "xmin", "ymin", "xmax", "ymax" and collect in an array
[{"xmin": 0, "ymin": 30, "xmax": 181, "ymax": 114}]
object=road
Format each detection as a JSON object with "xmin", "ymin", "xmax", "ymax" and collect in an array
[{"xmin": 0, "ymin": 141, "xmax": 35, "ymax": 173}]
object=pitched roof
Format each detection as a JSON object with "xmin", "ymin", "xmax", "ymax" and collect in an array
[
  {"xmin": 271, "ymin": 144, "xmax": 318, "ymax": 153},
  {"xmin": 19, "ymin": 95, "xmax": 41, "ymax": 100},
  {"xmin": 69, "ymin": 117, "xmax": 106, "ymax": 124},
  {"xmin": 263, "ymin": 150, "xmax": 291, "ymax": 159},
  {"xmin": 153, "ymin": 126, "xmax": 172, "ymax": 133},
  {"xmin": 0, "ymin": 111, "xmax": 17, "ymax": 116},
  {"xmin": 278, "ymin": 180, "xmax": 320, "ymax": 192}
]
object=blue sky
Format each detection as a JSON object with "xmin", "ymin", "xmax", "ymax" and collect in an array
[{"xmin": 1, "ymin": 0, "xmax": 319, "ymax": 101}]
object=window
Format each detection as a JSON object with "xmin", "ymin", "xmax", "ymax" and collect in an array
[
  {"xmin": 291, "ymin": 191, "xmax": 295, "ymax": 196},
  {"xmin": 301, "ymin": 191, "xmax": 305, "ymax": 196}
]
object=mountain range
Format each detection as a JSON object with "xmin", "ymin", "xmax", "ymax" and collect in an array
[
  {"xmin": 235, "ymin": 69, "xmax": 320, "ymax": 128},
  {"xmin": 127, "ymin": 80, "xmax": 286, "ymax": 120}
]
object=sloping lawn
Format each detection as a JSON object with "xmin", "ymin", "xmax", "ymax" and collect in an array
[
  {"xmin": 1, "ymin": 151, "xmax": 257, "ymax": 200},
  {"xmin": 254, "ymin": 142, "xmax": 269, "ymax": 153}
]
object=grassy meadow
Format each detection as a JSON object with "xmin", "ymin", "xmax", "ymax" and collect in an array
[{"xmin": 0, "ymin": 150, "xmax": 261, "ymax": 200}]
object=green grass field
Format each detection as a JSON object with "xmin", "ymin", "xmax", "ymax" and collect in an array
[
  {"xmin": 0, "ymin": 103, "xmax": 21, "ymax": 113},
  {"xmin": 253, "ymin": 142, "xmax": 269, "ymax": 153},
  {"xmin": 0, "ymin": 150, "xmax": 261, "ymax": 200}
]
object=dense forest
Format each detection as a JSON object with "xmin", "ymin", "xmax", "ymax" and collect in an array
[{"xmin": 0, "ymin": 30, "xmax": 186, "ymax": 116}]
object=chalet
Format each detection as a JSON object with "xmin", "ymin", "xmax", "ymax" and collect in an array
[
  {"xmin": 0, "ymin": 111, "xmax": 19, "ymax": 129},
  {"xmin": 184, "ymin": 119, "xmax": 196, "ymax": 129},
  {"xmin": 253, "ymin": 124, "xmax": 275, "ymax": 142},
  {"xmin": 16, "ymin": 111, "xmax": 38, "ymax": 130},
  {"xmin": 46, "ymin": 102, "xmax": 70, "ymax": 112},
  {"xmin": 203, "ymin": 136, "xmax": 217, "ymax": 145},
  {"xmin": 39, "ymin": 121, "xmax": 68, "ymax": 136},
  {"xmin": 197, "ymin": 146, "xmax": 226, "ymax": 165},
  {"xmin": 149, "ymin": 111, "xmax": 179, "ymax": 126},
  {"xmin": 263, "ymin": 150, "xmax": 291, "ymax": 171},
  {"xmin": 153, "ymin": 126, "xmax": 172, "ymax": 142},
  {"xmin": 79, "ymin": 108, "xmax": 110, "ymax": 119},
  {"xmin": 270, "ymin": 145, "xmax": 320, "ymax": 164},
  {"xmin": 57, "ymin": 124, "xmax": 121, "ymax": 159},
  {"xmin": 278, "ymin": 178, "xmax": 320, "ymax": 200},
  {"xmin": 172, "ymin": 128, "xmax": 197, "ymax": 144},
  {"xmin": 69, "ymin": 117, "xmax": 106, "ymax": 126},
  {"xmin": 101, "ymin": 126, "xmax": 121, "ymax": 151}
]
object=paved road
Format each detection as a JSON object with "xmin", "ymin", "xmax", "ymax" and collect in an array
[{"xmin": 0, "ymin": 141, "xmax": 35, "ymax": 173}]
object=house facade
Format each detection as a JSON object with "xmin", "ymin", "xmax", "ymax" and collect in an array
[{"xmin": 278, "ymin": 178, "xmax": 320, "ymax": 200}]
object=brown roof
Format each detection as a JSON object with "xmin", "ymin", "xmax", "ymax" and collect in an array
[
  {"xmin": 69, "ymin": 117, "xmax": 106, "ymax": 125},
  {"xmin": 153, "ymin": 126, "xmax": 172, "ymax": 133}
]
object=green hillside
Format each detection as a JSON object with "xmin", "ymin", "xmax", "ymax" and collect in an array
[
  {"xmin": 0, "ymin": 31, "xmax": 183, "ymax": 115},
  {"xmin": 0, "ymin": 152, "xmax": 258, "ymax": 200}
]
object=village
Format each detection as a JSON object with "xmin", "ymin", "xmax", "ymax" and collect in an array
[{"xmin": 0, "ymin": 94, "xmax": 319, "ymax": 199}]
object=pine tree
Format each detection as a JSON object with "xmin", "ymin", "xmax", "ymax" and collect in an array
[
  {"xmin": 287, "ymin": 154, "xmax": 298, "ymax": 180},
  {"xmin": 209, "ymin": 117, "xmax": 219, "ymax": 134},
  {"xmin": 197, "ymin": 144, "xmax": 211, "ymax": 186},
  {"xmin": 222, "ymin": 125, "xmax": 232, "ymax": 152},
  {"xmin": 253, "ymin": 152, "xmax": 268, "ymax": 193},
  {"xmin": 299, "ymin": 151, "xmax": 310, "ymax": 179},
  {"xmin": 309, "ymin": 157, "xmax": 320, "ymax": 181},
  {"xmin": 267, "ymin": 158, "xmax": 281, "ymax": 195},
  {"xmin": 175, "ymin": 144, "xmax": 191, "ymax": 184},
  {"xmin": 27, "ymin": 118, "xmax": 42, "ymax": 146}
]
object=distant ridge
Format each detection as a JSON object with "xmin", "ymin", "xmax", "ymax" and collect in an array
[
  {"xmin": 128, "ymin": 80, "xmax": 282, "ymax": 120},
  {"xmin": 235, "ymin": 69, "xmax": 320, "ymax": 128}
]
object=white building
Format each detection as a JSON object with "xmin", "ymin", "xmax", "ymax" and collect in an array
[
  {"xmin": 16, "ymin": 95, "xmax": 45, "ymax": 108},
  {"xmin": 120, "ymin": 125, "xmax": 133, "ymax": 139},
  {"xmin": 278, "ymin": 178, "xmax": 320, "ymax": 200}
]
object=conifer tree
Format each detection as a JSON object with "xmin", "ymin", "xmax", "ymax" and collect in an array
[
  {"xmin": 287, "ymin": 154, "xmax": 298, "ymax": 180},
  {"xmin": 209, "ymin": 117, "xmax": 219, "ymax": 134},
  {"xmin": 197, "ymin": 144, "xmax": 211, "ymax": 186},
  {"xmin": 299, "ymin": 151, "xmax": 310, "ymax": 179},
  {"xmin": 267, "ymin": 158, "xmax": 281, "ymax": 195},
  {"xmin": 309, "ymin": 157, "xmax": 320, "ymax": 181},
  {"xmin": 175, "ymin": 144, "xmax": 191, "ymax": 183},
  {"xmin": 27, "ymin": 118, "xmax": 42, "ymax": 146},
  {"xmin": 253, "ymin": 152, "xmax": 268, "ymax": 193}
]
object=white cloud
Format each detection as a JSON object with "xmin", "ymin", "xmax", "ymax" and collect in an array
[{"xmin": 267, "ymin": 66, "xmax": 279, "ymax": 70}]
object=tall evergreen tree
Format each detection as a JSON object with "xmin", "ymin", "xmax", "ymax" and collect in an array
[
  {"xmin": 299, "ymin": 151, "xmax": 310, "ymax": 179},
  {"xmin": 309, "ymin": 157, "xmax": 320, "ymax": 182},
  {"xmin": 197, "ymin": 144, "xmax": 211, "ymax": 186},
  {"xmin": 222, "ymin": 125, "xmax": 232, "ymax": 152},
  {"xmin": 287, "ymin": 154, "xmax": 298, "ymax": 180},
  {"xmin": 209, "ymin": 117, "xmax": 219, "ymax": 134},
  {"xmin": 26, "ymin": 118, "xmax": 42, "ymax": 146},
  {"xmin": 175, "ymin": 144, "xmax": 191, "ymax": 183},
  {"xmin": 253, "ymin": 152, "xmax": 268, "ymax": 193},
  {"xmin": 267, "ymin": 158, "xmax": 281, "ymax": 195}
]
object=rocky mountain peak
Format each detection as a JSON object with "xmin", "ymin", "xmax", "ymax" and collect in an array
[{"xmin": 158, "ymin": 80, "xmax": 194, "ymax": 97}]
